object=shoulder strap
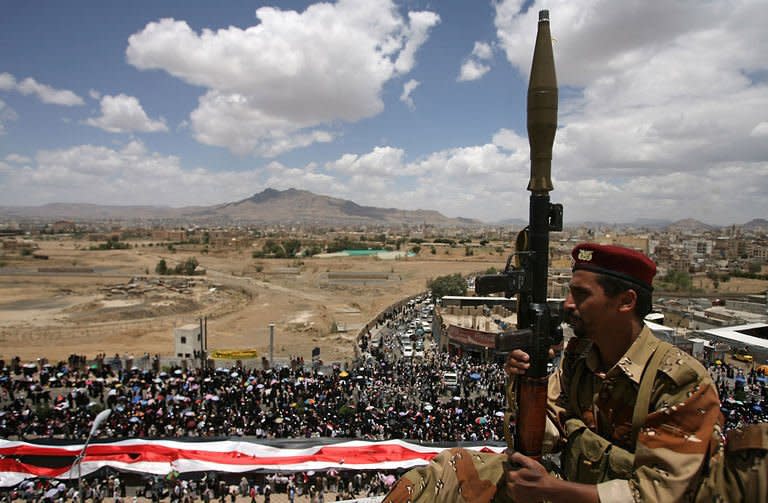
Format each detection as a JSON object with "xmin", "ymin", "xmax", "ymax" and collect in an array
[{"xmin": 631, "ymin": 340, "xmax": 674, "ymax": 445}]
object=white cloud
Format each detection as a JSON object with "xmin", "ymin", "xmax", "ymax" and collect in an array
[
  {"xmin": 472, "ymin": 41, "xmax": 493, "ymax": 60},
  {"xmin": 400, "ymin": 79, "xmax": 420, "ymax": 109},
  {"xmin": 89, "ymin": 89, "xmax": 101, "ymax": 100},
  {"xmin": 490, "ymin": 0, "xmax": 768, "ymax": 224},
  {"xmin": 458, "ymin": 59, "xmax": 491, "ymax": 82},
  {"xmin": 126, "ymin": 0, "xmax": 439, "ymax": 157},
  {"xmin": 458, "ymin": 41, "xmax": 493, "ymax": 82},
  {"xmin": 751, "ymin": 122, "xmax": 768, "ymax": 137},
  {"xmin": 5, "ymin": 153, "xmax": 31, "ymax": 164},
  {"xmin": 85, "ymin": 94, "xmax": 168, "ymax": 134},
  {"xmin": 0, "ymin": 98, "xmax": 17, "ymax": 134},
  {"xmin": 0, "ymin": 73, "xmax": 84, "ymax": 106},
  {"xmin": 0, "ymin": 73, "xmax": 15, "ymax": 91},
  {"xmin": 1, "ymin": 141, "xmax": 263, "ymax": 206}
]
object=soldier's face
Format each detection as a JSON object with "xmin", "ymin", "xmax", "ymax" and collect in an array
[{"xmin": 565, "ymin": 270, "xmax": 621, "ymax": 341}]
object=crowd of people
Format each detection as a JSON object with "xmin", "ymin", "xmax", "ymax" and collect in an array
[
  {"xmin": 0, "ymin": 348, "xmax": 506, "ymax": 443},
  {"xmin": 709, "ymin": 360, "xmax": 768, "ymax": 429},
  {"xmin": 1, "ymin": 470, "xmax": 392, "ymax": 502}
]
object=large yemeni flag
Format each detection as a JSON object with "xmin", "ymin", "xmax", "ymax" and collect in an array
[{"xmin": 0, "ymin": 438, "xmax": 506, "ymax": 487}]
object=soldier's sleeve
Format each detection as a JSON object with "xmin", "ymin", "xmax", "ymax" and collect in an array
[
  {"xmin": 382, "ymin": 448, "xmax": 509, "ymax": 503},
  {"xmin": 620, "ymin": 350, "xmax": 723, "ymax": 503}
]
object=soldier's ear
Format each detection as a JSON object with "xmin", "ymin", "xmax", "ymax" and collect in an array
[{"xmin": 617, "ymin": 289, "xmax": 637, "ymax": 313}]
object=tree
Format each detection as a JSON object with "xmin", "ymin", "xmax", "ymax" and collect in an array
[
  {"xmin": 661, "ymin": 270, "xmax": 692, "ymax": 291},
  {"xmin": 262, "ymin": 239, "xmax": 285, "ymax": 258},
  {"xmin": 283, "ymin": 239, "xmax": 302, "ymax": 257},
  {"xmin": 427, "ymin": 273, "xmax": 467, "ymax": 300},
  {"xmin": 411, "ymin": 245, "xmax": 421, "ymax": 255},
  {"xmin": 176, "ymin": 257, "xmax": 198, "ymax": 275},
  {"xmin": 155, "ymin": 259, "xmax": 168, "ymax": 275}
]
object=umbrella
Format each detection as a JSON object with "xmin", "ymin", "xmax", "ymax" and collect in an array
[
  {"xmin": 469, "ymin": 372, "xmax": 481, "ymax": 380},
  {"xmin": 129, "ymin": 416, "xmax": 141, "ymax": 423},
  {"xmin": 305, "ymin": 398, "xmax": 316, "ymax": 405},
  {"xmin": 494, "ymin": 411, "xmax": 505, "ymax": 417},
  {"xmin": 423, "ymin": 404, "xmax": 434, "ymax": 411},
  {"xmin": 475, "ymin": 417, "xmax": 488, "ymax": 425},
  {"xmin": 274, "ymin": 417, "xmax": 284, "ymax": 424},
  {"xmin": 339, "ymin": 371, "xmax": 349, "ymax": 378}
]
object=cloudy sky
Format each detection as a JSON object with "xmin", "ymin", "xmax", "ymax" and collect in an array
[{"xmin": 1, "ymin": 0, "xmax": 766, "ymax": 225}]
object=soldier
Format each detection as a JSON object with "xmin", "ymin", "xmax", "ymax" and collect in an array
[
  {"xmin": 504, "ymin": 243, "xmax": 722, "ymax": 502},
  {"xmin": 384, "ymin": 243, "xmax": 729, "ymax": 503}
]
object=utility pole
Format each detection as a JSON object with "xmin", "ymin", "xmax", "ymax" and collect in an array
[{"xmin": 269, "ymin": 323, "xmax": 275, "ymax": 369}]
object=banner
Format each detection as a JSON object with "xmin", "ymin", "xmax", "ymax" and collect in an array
[{"xmin": 0, "ymin": 438, "xmax": 505, "ymax": 487}]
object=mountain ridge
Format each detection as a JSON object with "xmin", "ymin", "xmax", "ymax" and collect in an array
[{"xmin": 0, "ymin": 188, "xmax": 764, "ymax": 230}]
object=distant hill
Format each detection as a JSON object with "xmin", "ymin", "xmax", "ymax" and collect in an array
[
  {"xmin": 666, "ymin": 218, "xmax": 717, "ymax": 233},
  {"xmin": 208, "ymin": 188, "xmax": 481, "ymax": 227},
  {"xmin": 0, "ymin": 188, "xmax": 483, "ymax": 228},
  {"xmin": 0, "ymin": 189, "xmax": 762, "ymax": 229},
  {"xmin": 742, "ymin": 218, "xmax": 768, "ymax": 232}
]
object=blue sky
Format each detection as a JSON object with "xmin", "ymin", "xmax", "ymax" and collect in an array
[{"xmin": 1, "ymin": 0, "xmax": 767, "ymax": 225}]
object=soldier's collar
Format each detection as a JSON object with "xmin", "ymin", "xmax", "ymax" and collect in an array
[{"xmin": 586, "ymin": 326, "xmax": 653, "ymax": 384}]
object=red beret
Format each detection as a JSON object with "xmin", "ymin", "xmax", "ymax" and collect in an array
[{"xmin": 571, "ymin": 243, "xmax": 656, "ymax": 291}]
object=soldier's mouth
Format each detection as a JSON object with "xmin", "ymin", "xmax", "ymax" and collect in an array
[{"xmin": 564, "ymin": 311, "xmax": 581, "ymax": 326}]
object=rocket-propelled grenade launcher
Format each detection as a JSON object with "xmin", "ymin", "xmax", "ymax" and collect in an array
[{"xmin": 474, "ymin": 9, "xmax": 563, "ymax": 457}]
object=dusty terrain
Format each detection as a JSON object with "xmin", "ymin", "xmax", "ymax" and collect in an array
[
  {"xmin": 0, "ymin": 239, "xmax": 504, "ymax": 364},
  {"xmin": 2, "ymin": 238, "xmax": 766, "ymax": 365}
]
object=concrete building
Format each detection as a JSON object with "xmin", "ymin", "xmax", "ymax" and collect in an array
[
  {"xmin": 174, "ymin": 323, "xmax": 202, "ymax": 359},
  {"xmin": 435, "ymin": 295, "xmax": 564, "ymax": 361}
]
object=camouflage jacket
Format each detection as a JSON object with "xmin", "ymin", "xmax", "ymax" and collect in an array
[{"xmin": 556, "ymin": 326, "xmax": 723, "ymax": 502}]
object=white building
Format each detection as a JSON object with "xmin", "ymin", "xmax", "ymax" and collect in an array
[{"xmin": 174, "ymin": 323, "xmax": 202, "ymax": 359}]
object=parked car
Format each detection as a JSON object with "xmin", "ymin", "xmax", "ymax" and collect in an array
[{"xmin": 733, "ymin": 350, "xmax": 753, "ymax": 363}]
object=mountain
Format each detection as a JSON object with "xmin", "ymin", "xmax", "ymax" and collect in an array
[
  {"xmin": 208, "ymin": 188, "xmax": 481, "ymax": 226},
  {"xmin": 666, "ymin": 218, "xmax": 717, "ymax": 233},
  {"xmin": 741, "ymin": 219, "xmax": 768, "ymax": 232},
  {"xmin": 0, "ymin": 188, "xmax": 483, "ymax": 228}
]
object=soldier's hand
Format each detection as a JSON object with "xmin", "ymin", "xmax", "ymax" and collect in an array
[
  {"xmin": 505, "ymin": 347, "xmax": 558, "ymax": 376},
  {"xmin": 505, "ymin": 451, "xmax": 555, "ymax": 501},
  {"xmin": 505, "ymin": 350, "xmax": 531, "ymax": 376}
]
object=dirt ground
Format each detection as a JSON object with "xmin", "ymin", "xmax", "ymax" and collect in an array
[
  {"xmin": 2, "ymin": 238, "xmax": 766, "ymax": 366},
  {"xmin": 0, "ymin": 239, "xmax": 504, "ymax": 364}
]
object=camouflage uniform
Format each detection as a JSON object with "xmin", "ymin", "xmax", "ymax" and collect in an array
[{"xmin": 555, "ymin": 326, "xmax": 723, "ymax": 502}]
